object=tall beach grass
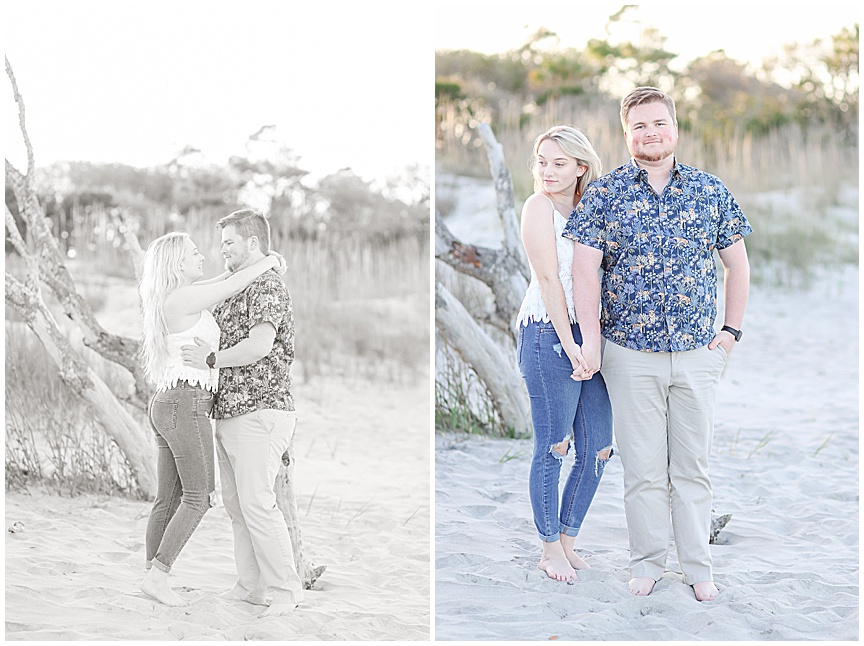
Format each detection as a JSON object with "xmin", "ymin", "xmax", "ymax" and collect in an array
[
  {"xmin": 6, "ymin": 204, "xmax": 430, "ymax": 495},
  {"xmin": 437, "ymin": 95, "xmax": 859, "ymax": 285}
]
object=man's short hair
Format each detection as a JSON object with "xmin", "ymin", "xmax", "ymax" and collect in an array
[
  {"xmin": 620, "ymin": 86, "xmax": 677, "ymax": 131},
  {"xmin": 217, "ymin": 209, "xmax": 271, "ymax": 254}
]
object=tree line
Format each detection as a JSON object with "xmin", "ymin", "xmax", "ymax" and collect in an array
[{"xmin": 436, "ymin": 7, "xmax": 858, "ymax": 139}]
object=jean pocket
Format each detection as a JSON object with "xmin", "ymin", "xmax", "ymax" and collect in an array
[
  {"xmin": 196, "ymin": 393, "xmax": 215, "ymax": 416},
  {"xmin": 150, "ymin": 399, "xmax": 179, "ymax": 433}
]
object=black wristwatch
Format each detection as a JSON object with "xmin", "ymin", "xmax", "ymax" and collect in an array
[
  {"xmin": 206, "ymin": 352, "xmax": 216, "ymax": 368},
  {"xmin": 721, "ymin": 325, "xmax": 742, "ymax": 342}
]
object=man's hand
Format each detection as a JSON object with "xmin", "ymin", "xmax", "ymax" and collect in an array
[
  {"xmin": 708, "ymin": 331, "xmax": 735, "ymax": 357},
  {"xmin": 579, "ymin": 339, "xmax": 602, "ymax": 377},
  {"xmin": 181, "ymin": 337, "xmax": 211, "ymax": 369}
]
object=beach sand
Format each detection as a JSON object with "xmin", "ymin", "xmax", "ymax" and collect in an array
[
  {"xmin": 435, "ymin": 272, "xmax": 858, "ymax": 641},
  {"xmin": 6, "ymin": 374, "xmax": 430, "ymax": 640}
]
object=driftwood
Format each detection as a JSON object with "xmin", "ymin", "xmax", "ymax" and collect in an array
[
  {"xmin": 435, "ymin": 282, "xmax": 531, "ymax": 436},
  {"xmin": 435, "ymin": 122, "xmax": 531, "ymax": 435},
  {"xmin": 709, "ymin": 513, "xmax": 732, "ymax": 544},
  {"xmin": 4, "ymin": 57, "xmax": 158, "ymax": 497},
  {"xmin": 278, "ymin": 427, "xmax": 325, "ymax": 589}
]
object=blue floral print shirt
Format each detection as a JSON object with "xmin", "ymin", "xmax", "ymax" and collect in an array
[
  {"xmin": 563, "ymin": 159, "xmax": 752, "ymax": 353},
  {"xmin": 212, "ymin": 270, "xmax": 295, "ymax": 418}
]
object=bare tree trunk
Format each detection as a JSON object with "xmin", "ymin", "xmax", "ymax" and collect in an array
[
  {"xmin": 276, "ymin": 425, "xmax": 325, "ymax": 589},
  {"xmin": 435, "ymin": 121, "xmax": 532, "ymax": 435},
  {"xmin": 435, "ymin": 282, "xmax": 531, "ymax": 436},
  {"xmin": 5, "ymin": 56, "xmax": 157, "ymax": 497},
  {"xmin": 5, "ymin": 255, "xmax": 157, "ymax": 496}
]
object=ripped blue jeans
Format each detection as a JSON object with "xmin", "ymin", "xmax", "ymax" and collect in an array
[{"xmin": 517, "ymin": 320, "xmax": 614, "ymax": 542}]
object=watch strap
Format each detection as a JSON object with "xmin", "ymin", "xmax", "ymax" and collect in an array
[{"xmin": 721, "ymin": 325, "xmax": 742, "ymax": 342}]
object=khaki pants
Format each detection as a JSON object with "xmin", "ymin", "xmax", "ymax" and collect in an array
[
  {"xmin": 215, "ymin": 409, "xmax": 303, "ymax": 604},
  {"xmin": 601, "ymin": 341, "xmax": 727, "ymax": 584}
]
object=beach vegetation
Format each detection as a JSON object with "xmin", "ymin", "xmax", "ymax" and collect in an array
[
  {"xmin": 435, "ymin": 13, "xmax": 858, "ymax": 436},
  {"xmin": 5, "ymin": 63, "xmax": 429, "ymax": 498}
]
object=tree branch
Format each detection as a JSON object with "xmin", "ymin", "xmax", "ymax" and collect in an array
[{"xmin": 435, "ymin": 281, "xmax": 531, "ymax": 436}]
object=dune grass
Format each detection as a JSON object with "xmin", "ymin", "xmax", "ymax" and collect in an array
[
  {"xmin": 5, "ymin": 206, "xmax": 430, "ymax": 496},
  {"xmin": 437, "ymin": 95, "xmax": 858, "ymax": 285},
  {"xmin": 435, "ymin": 95, "xmax": 858, "ymax": 435}
]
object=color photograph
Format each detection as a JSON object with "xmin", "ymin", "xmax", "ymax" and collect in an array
[{"xmin": 435, "ymin": 2, "xmax": 858, "ymax": 640}]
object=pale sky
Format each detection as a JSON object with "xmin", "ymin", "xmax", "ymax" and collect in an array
[
  {"xmin": 4, "ymin": 0, "xmax": 433, "ymax": 183},
  {"xmin": 4, "ymin": 1, "xmax": 859, "ymax": 183},
  {"xmin": 436, "ymin": 1, "xmax": 860, "ymax": 69}
]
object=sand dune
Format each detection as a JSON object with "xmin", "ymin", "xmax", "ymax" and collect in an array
[
  {"xmin": 435, "ymin": 272, "xmax": 858, "ymax": 641},
  {"xmin": 6, "ymin": 375, "xmax": 430, "ymax": 641}
]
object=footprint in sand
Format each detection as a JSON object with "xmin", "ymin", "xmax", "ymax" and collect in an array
[{"xmin": 460, "ymin": 505, "xmax": 497, "ymax": 518}]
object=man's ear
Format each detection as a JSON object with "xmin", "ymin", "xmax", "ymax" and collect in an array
[{"xmin": 247, "ymin": 235, "xmax": 260, "ymax": 252}]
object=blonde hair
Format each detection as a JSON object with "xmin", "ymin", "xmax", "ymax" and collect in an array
[
  {"xmin": 139, "ymin": 232, "xmax": 189, "ymax": 384},
  {"xmin": 620, "ymin": 86, "xmax": 677, "ymax": 131},
  {"xmin": 529, "ymin": 125, "xmax": 602, "ymax": 200}
]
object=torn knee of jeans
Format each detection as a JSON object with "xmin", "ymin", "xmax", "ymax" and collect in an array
[
  {"xmin": 208, "ymin": 490, "xmax": 218, "ymax": 508},
  {"xmin": 552, "ymin": 342, "xmax": 563, "ymax": 358},
  {"xmin": 549, "ymin": 436, "xmax": 570, "ymax": 460},
  {"xmin": 594, "ymin": 445, "xmax": 614, "ymax": 476}
]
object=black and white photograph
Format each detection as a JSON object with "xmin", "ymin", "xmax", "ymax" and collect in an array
[{"xmin": 5, "ymin": 0, "xmax": 431, "ymax": 640}]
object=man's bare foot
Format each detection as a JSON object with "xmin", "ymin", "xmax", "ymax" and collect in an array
[
  {"xmin": 628, "ymin": 576, "xmax": 656, "ymax": 596},
  {"xmin": 692, "ymin": 580, "xmax": 719, "ymax": 601},
  {"xmin": 538, "ymin": 540, "xmax": 576, "ymax": 583},
  {"xmin": 140, "ymin": 568, "xmax": 186, "ymax": 607},
  {"xmin": 559, "ymin": 535, "xmax": 591, "ymax": 570},
  {"xmin": 259, "ymin": 601, "xmax": 297, "ymax": 617},
  {"xmin": 218, "ymin": 583, "xmax": 247, "ymax": 601},
  {"xmin": 219, "ymin": 584, "xmax": 269, "ymax": 606}
]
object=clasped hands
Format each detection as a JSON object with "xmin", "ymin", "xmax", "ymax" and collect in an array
[
  {"xmin": 567, "ymin": 342, "xmax": 600, "ymax": 381},
  {"xmin": 267, "ymin": 250, "xmax": 288, "ymax": 275}
]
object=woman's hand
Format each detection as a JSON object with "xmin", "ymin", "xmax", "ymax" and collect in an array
[
  {"xmin": 267, "ymin": 251, "xmax": 287, "ymax": 274},
  {"xmin": 565, "ymin": 344, "xmax": 592, "ymax": 381}
]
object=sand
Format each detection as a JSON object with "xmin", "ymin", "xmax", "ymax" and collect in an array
[
  {"xmin": 435, "ymin": 270, "xmax": 859, "ymax": 641},
  {"xmin": 5, "ymin": 374, "xmax": 430, "ymax": 641}
]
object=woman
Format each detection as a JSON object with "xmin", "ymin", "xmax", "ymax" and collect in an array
[
  {"xmin": 138, "ymin": 231, "xmax": 282, "ymax": 606},
  {"xmin": 515, "ymin": 125, "xmax": 614, "ymax": 583}
]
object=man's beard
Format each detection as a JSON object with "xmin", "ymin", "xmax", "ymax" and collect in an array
[
  {"xmin": 630, "ymin": 139, "xmax": 676, "ymax": 163},
  {"xmin": 225, "ymin": 248, "xmax": 250, "ymax": 272}
]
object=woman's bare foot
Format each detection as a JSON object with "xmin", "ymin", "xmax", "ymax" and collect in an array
[
  {"xmin": 140, "ymin": 567, "xmax": 186, "ymax": 606},
  {"xmin": 538, "ymin": 540, "xmax": 576, "ymax": 583},
  {"xmin": 692, "ymin": 580, "xmax": 719, "ymax": 601},
  {"xmin": 628, "ymin": 576, "xmax": 656, "ymax": 596},
  {"xmin": 559, "ymin": 534, "xmax": 591, "ymax": 570}
]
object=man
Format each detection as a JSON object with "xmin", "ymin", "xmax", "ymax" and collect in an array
[
  {"xmin": 564, "ymin": 87, "xmax": 751, "ymax": 602},
  {"xmin": 182, "ymin": 208, "xmax": 302, "ymax": 616}
]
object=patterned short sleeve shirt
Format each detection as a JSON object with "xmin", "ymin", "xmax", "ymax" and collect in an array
[
  {"xmin": 212, "ymin": 269, "xmax": 295, "ymax": 418},
  {"xmin": 562, "ymin": 159, "xmax": 752, "ymax": 353}
]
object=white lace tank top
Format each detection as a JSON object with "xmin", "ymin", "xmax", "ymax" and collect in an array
[
  {"xmin": 156, "ymin": 309, "xmax": 221, "ymax": 392},
  {"xmin": 516, "ymin": 196, "xmax": 576, "ymax": 327}
]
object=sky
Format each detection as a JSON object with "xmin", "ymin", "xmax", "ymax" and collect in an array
[
  {"xmin": 4, "ymin": 1, "xmax": 858, "ymax": 183},
  {"xmin": 435, "ymin": 1, "xmax": 860, "ymax": 69},
  {"xmin": 4, "ymin": 0, "xmax": 433, "ymax": 183}
]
